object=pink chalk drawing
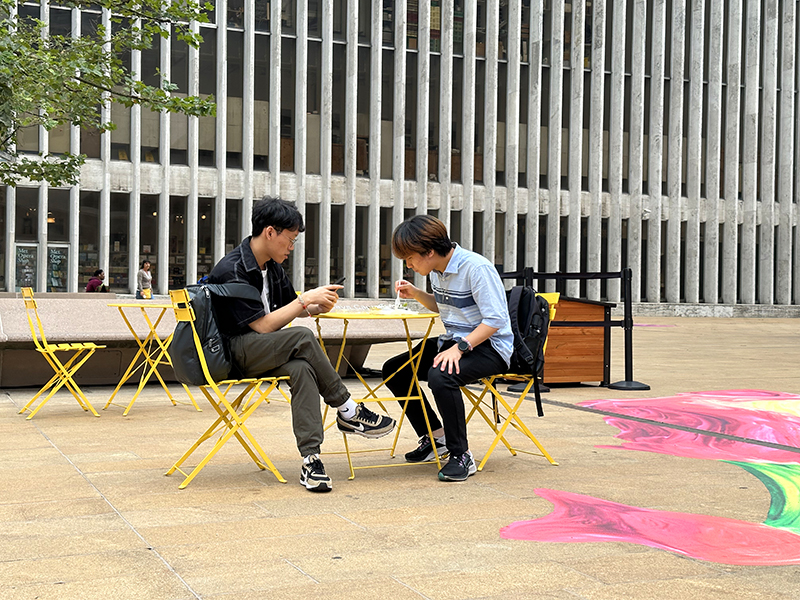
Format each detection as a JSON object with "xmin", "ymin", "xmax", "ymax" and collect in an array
[
  {"xmin": 501, "ymin": 488, "xmax": 800, "ymax": 566},
  {"xmin": 502, "ymin": 391, "xmax": 800, "ymax": 565}
]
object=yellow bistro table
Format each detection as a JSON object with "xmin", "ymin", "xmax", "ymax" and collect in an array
[
  {"xmin": 315, "ymin": 309, "xmax": 440, "ymax": 479},
  {"xmin": 104, "ymin": 302, "xmax": 200, "ymax": 416}
]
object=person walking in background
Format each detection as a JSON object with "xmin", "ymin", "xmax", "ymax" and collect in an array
[
  {"xmin": 85, "ymin": 269, "xmax": 107, "ymax": 292},
  {"xmin": 136, "ymin": 260, "xmax": 152, "ymax": 299},
  {"xmin": 382, "ymin": 214, "xmax": 513, "ymax": 482}
]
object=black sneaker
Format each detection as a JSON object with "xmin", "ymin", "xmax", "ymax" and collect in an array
[
  {"xmin": 300, "ymin": 455, "xmax": 332, "ymax": 492},
  {"xmin": 405, "ymin": 434, "xmax": 448, "ymax": 463},
  {"xmin": 337, "ymin": 403, "xmax": 396, "ymax": 439},
  {"xmin": 438, "ymin": 450, "xmax": 477, "ymax": 482}
]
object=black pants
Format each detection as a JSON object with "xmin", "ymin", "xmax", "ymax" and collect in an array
[{"xmin": 382, "ymin": 338, "xmax": 507, "ymax": 456}]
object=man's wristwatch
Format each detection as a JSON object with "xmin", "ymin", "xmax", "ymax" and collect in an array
[{"xmin": 457, "ymin": 339, "xmax": 472, "ymax": 353}]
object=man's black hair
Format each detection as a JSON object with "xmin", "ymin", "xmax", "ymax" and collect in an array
[
  {"xmin": 93, "ymin": 269, "xmax": 103, "ymax": 277},
  {"xmin": 251, "ymin": 196, "xmax": 306, "ymax": 238}
]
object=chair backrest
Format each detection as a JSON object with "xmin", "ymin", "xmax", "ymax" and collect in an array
[
  {"xmin": 536, "ymin": 292, "xmax": 560, "ymax": 357},
  {"xmin": 21, "ymin": 287, "xmax": 48, "ymax": 349},
  {"xmin": 169, "ymin": 288, "xmax": 219, "ymax": 387}
]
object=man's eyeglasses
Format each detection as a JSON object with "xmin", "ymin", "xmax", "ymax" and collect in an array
[{"xmin": 279, "ymin": 230, "xmax": 299, "ymax": 247}]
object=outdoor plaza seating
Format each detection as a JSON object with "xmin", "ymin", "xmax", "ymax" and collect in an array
[
  {"xmin": 17, "ymin": 287, "xmax": 105, "ymax": 419},
  {"xmin": 164, "ymin": 289, "xmax": 289, "ymax": 489},
  {"xmin": 460, "ymin": 292, "xmax": 560, "ymax": 471}
]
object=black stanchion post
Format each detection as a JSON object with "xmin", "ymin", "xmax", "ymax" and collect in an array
[{"xmin": 609, "ymin": 268, "xmax": 650, "ymax": 391}]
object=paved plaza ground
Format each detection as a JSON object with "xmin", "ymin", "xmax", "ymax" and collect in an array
[{"xmin": 2, "ymin": 316, "xmax": 800, "ymax": 599}]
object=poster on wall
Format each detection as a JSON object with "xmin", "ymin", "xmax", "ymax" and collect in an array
[
  {"xmin": 48, "ymin": 246, "xmax": 69, "ymax": 292},
  {"xmin": 15, "ymin": 246, "xmax": 37, "ymax": 292}
]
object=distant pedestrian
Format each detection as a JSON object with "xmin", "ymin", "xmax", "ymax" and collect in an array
[
  {"xmin": 85, "ymin": 269, "xmax": 107, "ymax": 293},
  {"xmin": 136, "ymin": 260, "xmax": 152, "ymax": 299}
]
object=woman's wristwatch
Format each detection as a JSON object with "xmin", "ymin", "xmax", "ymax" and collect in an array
[{"xmin": 457, "ymin": 339, "xmax": 473, "ymax": 353}]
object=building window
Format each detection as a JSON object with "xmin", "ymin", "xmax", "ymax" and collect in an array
[
  {"xmin": 199, "ymin": 28, "xmax": 217, "ymax": 167},
  {"xmin": 79, "ymin": 192, "xmax": 100, "ymax": 289},
  {"xmin": 227, "ymin": 30, "xmax": 244, "ymax": 168},
  {"xmin": 171, "ymin": 31, "xmax": 190, "ymax": 165},
  {"xmin": 254, "ymin": 33, "xmax": 270, "ymax": 170},
  {"xmin": 141, "ymin": 195, "xmax": 159, "ymax": 284},
  {"xmin": 281, "ymin": 37, "xmax": 296, "ymax": 172},
  {"xmin": 15, "ymin": 188, "xmax": 38, "ymax": 242},
  {"xmin": 109, "ymin": 194, "xmax": 130, "ymax": 290},
  {"xmin": 169, "ymin": 196, "xmax": 187, "ymax": 289}
]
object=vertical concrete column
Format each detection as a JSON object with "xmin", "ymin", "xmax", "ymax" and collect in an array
[
  {"xmin": 391, "ymin": 0, "xmax": 407, "ymax": 289},
  {"xmin": 129, "ymin": 34, "xmax": 142, "ymax": 293},
  {"xmin": 36, "ymin": 0, "xmax": 49, "ymax": 292},
  {"xmin": 777, "ymin": 0, "xmax": 796, "ymax": 305},
  {"xmin": 483, "ymin": 0, "xmax": 499, "ymax": 267},
  {"xmin": 186, "ymin": 19, "xmax": 200, "ymax": 285},
  {"xmin": 740, "ymin": 0, "xmax": 761, "ymax": 304},
  {"xmin": 241, "ymin": 0, "xmax": 255, "ymax": 248},
  {"xmin": 438, "ymin": 0, "xmax": 453, "ymax": 231},
  {"xmin": 158, "ymin": 15, "xmax": 172, "ymax": 295},
  {"xmin": 647, "ymin": 0, "xmax": 666, "ymax": 303},
  {"xmin": 343, "ymin": 0, "xmax": 358, "ymax": 296},
  {"xmin": 100, "ymin": 8, "xmax": 112, "ymax": 278},
  {"xmin": 525, "ymin": 0, "xmax": 545, "ymax": 273},
  {"xmin": 5, "ymin": 186, "xmax": 15, "ymax": 290},
  {"xmin": 606, "ymin": 0, "xmax": 626, "ymax": 303},
  {"xmin": 545, "ymin": 0, "xmax": 564, "ymax": 289},
  {"xmin": 414, "ymin": 0, "xmax": 430, "ymax": 289},
  {"xmin": 759, "ymin": 0, "xmax": 778, "ymax": 305},
  {"xmin": 565, "ymin": 0, "xmax": 584, "ymax": 298},
  {"xmin": 268, "ymin": 0, "xmax": 282, "ymax": 196},
  {"xmin": 627, "ymin": 0, "xmax": 645, "ymax": 302},
  {"xmin": 319, "ymin": 0, "xmax": 333, "ymax": 285},
  {"xmin": 69, "ymin": 7, "xmax": 81, "ymax": 292},
  {"xmin": 665, "ymin": 0, "xmax": 685, "ymax": 304},
  {"xmin": 504, "ymin": 0, "xmax": 522, "ymax": 281},
  {"xmin": 685, "ymin": 0, "xmax": 704, "ymax": 304},
  {"xmin": 461, "ymin": 0, "xmax": 477, "ymax": 251},
  {"xmin": 367, "ymin": 0, "xmax": 383, "ymax": 297},
  {"xmin": 722, "ymin": 0, "xmax": 743, "ymax": 304},
  {"xmin": 704, "ymin": 0, "xmax": 724, "ymax": 304},
  {"xmin": 215, "ymin": 0, "xmax": 228, "ymax": 264},
  {"xmin": 294, "ymin": 0, "xmax": 308, "ymax": 291}
]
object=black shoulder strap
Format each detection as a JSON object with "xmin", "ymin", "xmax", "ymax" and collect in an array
[{"xmin": 508, "ymin": 286, "xmax": 523, "ymax": 336}]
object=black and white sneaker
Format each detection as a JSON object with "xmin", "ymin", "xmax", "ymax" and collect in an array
[
  {"xmin": 405, "ymin": 434, "xmax": 448, "ymax": 463},
  {"xmin": 300, "ymin": 455, "xmax": 332, "ymax": 492},
  {"xmin": 336, "ymin": 403, "xmax": 396, "ymax": 439},
  {"xmin": 438, "ymin": 450, "xmax": 477, "ymax": 482}
]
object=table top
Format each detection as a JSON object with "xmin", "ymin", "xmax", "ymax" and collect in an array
[
  {"xmin": 107, "ymin": 302, "xmax": 174, "ymax": 309},
  {"xmin": 316, "ymin": 310, "xmax": 438, "ymax": 320}
]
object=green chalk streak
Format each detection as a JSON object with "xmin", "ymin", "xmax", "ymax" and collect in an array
[{"xmin": 729, "ymin": 461, "xmax": 800, "ymax": 533}]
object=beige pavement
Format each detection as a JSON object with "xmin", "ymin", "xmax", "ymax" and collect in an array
[{"xmin": 2, "ymin": 317, "xmax": 800, "ymax": 599}]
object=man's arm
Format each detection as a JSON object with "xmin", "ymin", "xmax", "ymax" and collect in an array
[{"xmin": 247, "ymin": 285, "xmax": 343, "ymax": 333}]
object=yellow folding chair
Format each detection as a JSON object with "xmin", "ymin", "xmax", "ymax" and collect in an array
[
  {"xmin": 17, "ymin": 287, "xmax": 106, "ymax": 419},
  {"xmin": 461, "ymin": 292, "xmax": 560, "ymax": 471},
  {"xmin": 165, "ymin": 289, "xmax": 289, "ymax": 489}
]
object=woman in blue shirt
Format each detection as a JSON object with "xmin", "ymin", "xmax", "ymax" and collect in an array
[{"xmin": 382, "ymin": 214, "xmax": 513, "ymax": 482}]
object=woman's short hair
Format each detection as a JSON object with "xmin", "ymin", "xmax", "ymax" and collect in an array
[
  {"xmin": 391, "ymin": 214, "xmax": 453, "ymax": 258},
  {"xmin": 252, "ymin": 196, "xmax": 306, "ymax": 238}
]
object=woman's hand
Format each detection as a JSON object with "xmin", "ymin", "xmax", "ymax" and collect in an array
[
  {"xmin": 432, "ymin": 344, "xmax": 463, "ymax": 375},
  {"xmin": 395, "ymin": 279, "xmax": 419, "ymax": 300}
]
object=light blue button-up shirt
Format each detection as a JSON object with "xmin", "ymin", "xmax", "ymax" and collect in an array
[{"xmin": 430, "ymin": 244, "xmax": 513, "ymax": 367}]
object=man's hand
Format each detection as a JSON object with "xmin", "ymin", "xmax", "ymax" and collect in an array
[
  {"xmin": 302, "ymin": 285, "xmax": 343, "ymax": 314},
  {"xmin": 395, "ymin": 279, "xmax": 419, "ymax": 300},
  {"xmin": 432, "ymin": 344, "xmax": 463, "ymax": 375}
]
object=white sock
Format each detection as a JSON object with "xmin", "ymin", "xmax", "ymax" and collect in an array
[
  {"xmin": 337, "ymin": 399, "xmax": 359, "ymax": 419},
  {"xmin": 303, "ymin": 453, "xmax": 320, "ymax": 465}
]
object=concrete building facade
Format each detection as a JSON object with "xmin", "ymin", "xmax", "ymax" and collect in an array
[{"xmin": 3, "ymin": 0, "xmax": 799, "ymax": 308}]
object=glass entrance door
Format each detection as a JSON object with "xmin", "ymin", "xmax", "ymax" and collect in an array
[{"xmin": 47, "ymin": 244, "xmax": 69, "ymax": 292}]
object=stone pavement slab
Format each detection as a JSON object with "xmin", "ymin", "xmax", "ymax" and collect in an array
[{"xmin": 1, "ymin": 317, "xmax": 800, "ymax": 599}]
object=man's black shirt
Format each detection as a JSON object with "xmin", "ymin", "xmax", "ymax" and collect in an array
[{"xmin": 208, "ymin": 236, "xmax": 297, "ymax": 337}]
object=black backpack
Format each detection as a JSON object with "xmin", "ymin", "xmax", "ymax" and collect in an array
[
  {"xmin": 171, "ymin": 283, "xmax": 261, "ymax": 386},
  {"xmin": 507, "ymin": 286, "xmax": 551, "ymax": 416}
]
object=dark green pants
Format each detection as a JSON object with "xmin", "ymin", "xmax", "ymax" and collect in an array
[{"xmin": 230, "ymin": 327, "xmax": 350, "ymax": 457}]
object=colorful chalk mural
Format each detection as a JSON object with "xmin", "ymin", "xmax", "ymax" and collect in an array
[{"xmin": 501, "ymin": 390, "xmax": 800, "ymax": 565}]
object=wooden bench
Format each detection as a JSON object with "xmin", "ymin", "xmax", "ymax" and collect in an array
[{"xmin": 0, "ymin": 294, "xmax": 422, "ymax": 387}]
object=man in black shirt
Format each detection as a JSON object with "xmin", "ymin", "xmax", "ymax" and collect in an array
[{"xmin": 209, "ymin": 197, "xmax": 395, "ymax": 492}]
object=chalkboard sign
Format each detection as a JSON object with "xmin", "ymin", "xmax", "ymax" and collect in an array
[
  {"xmin": 15, "ymin": 245, "xmax": 37, "ymax": 291},
  {"xmin": 48, "ymin": 246, "xmax": 69, "ymax": 292}
]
